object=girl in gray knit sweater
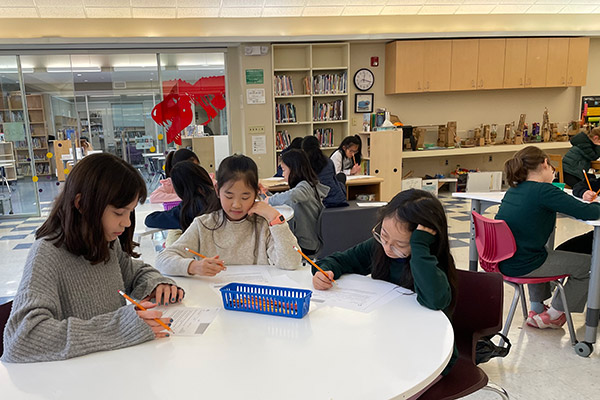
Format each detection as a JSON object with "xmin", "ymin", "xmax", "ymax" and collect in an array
[{"xmin": 2, "ymin": 154, "xmax": 184, "ymax": 363}]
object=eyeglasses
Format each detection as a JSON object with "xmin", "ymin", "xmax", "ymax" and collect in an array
[{"xmin": 371, "ymin": 223, "xmax": 408, "ymax": 258}]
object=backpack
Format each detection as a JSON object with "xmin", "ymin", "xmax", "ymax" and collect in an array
[{"xmin": 475, "ymin": 332, "xmax": 511, "ymax": 364}]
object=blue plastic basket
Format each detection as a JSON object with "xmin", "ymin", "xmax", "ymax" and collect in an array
[{"xmin": 220, "ymin": 282, "xmax": 312, "ymax": 319}]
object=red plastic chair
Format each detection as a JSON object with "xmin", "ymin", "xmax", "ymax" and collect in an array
[{"xmin": 472, "ymin": 211, "xmax": 577, "ymax": 346}]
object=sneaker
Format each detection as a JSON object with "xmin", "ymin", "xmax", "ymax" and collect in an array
[
  {"xmin": 530, "ymin": 310, "xmax": 567, "ymax": 329},
  {"xmin": 526, "ymin": 305, "xmax": 549, "ymax": 327}
]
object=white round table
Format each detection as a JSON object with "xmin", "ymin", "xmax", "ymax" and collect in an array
[{"xmin": 0, "ymin": 267, "xmax": 453, "ymax": 400}]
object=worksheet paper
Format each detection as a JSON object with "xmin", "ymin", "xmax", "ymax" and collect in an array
[
  {"xmin": 207, "ymin": 265, "xmax": 274, "ymax": 290},
  {"xmin": 155, "ymin": 306, "xmax": 219, "ymax": 336},
  {"xmin": 346, "ymin": 175, "xmax": 375, "ymax": 181}
]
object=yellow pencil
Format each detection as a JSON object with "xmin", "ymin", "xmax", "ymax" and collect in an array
[
  {"xmin": 593, "ymin": 186, "xmax": 600, "ymax": 201},
  {"xmin": 118, "ymin": 290, "xmax": 173, "ymax": 333},
  {"xmin": 185, "ymin": 247, "xmax": 206, "ymax": 258},
  {"xmin": 293, "ymin": 245, "xmax": 335, "ymax": 283},
  {"xmin": 584, "ymin": 169, "xmax": 593, "ymax": 192}
]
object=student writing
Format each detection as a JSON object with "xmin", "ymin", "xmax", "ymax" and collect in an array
[
  {"xmin": 267, "ymin": 149, "xmax": 329, "ymax": 255},
  {"xmin": 496, "ymin": 146, "xmax": 600, "ymax": 329},
  {"xmin": 312, "ymin": 189, "xmax": 458, "ymax": 376},
  {"xmin": 155, "ymin": 154, "xmax": 301, "ymax": 276},
  {"xmin": 2, "ymin": 153, "xmax": 183, "ymax": 363},
  {"xmin": 330, "ymin": 135, "xmax": 362, "ymax": 176},
  {"xmin": 562, "ymin": 127, "xmax": 600, "ymax": 188}
]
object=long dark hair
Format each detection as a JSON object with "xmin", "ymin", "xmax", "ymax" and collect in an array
[
  {"xmin": 171, "ymin": 161, "xmax": 219, "ymax": 232},
  {"xmin": 164, "ymin": 148, "xmax": 200, "ymax": 178},
  {"xmin": 337, "ymin": 134, "xmax": 362, "ymax": 165},
  {"xmin": 36, "ymin": 153, "xmax": 147, "ymax": 263},
  {"xmin": 281, "ymin": 149, "xmax": 319, "ymax": 189},
  {"xmin": 301, "ymin": 135, "xmax": 328, "ymax": 174},
  {"xmin": 505, "ymin": 145, "xmax": 547, "ymax": 188},
  {"xmin": 371, "ymin": 189, "xmax": 457, "ymax": 312}
]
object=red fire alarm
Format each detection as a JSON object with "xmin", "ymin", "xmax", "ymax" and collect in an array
[{"xmin": 371, "ymin": 57, "xmax": 379, "ymax": 67}]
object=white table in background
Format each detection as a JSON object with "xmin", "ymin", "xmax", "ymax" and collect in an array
[
  {"xmin": 0, "ymin": 267, "xmax": 453, "ymax": 400},
  {"xmin": 453, "ymin": 191, "xmax": 600, "ymax": 356}
]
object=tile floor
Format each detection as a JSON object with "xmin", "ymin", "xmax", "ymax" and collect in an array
[{"xmin": 1, "ymin": 192, "xmax": 599, "ymax": 399}]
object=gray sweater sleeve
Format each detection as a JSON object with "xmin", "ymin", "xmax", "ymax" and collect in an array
[
  {"xmin": 155, "ymin": 217, "xmax": 202, "ymax": 276},
  {"xmin": 2, "ymin": 242, "xmax": 155, "ymax": 363},
  {"xmin": 268, "ymin": 182, "xmax": 315, "ymax": 206},
  {"xmin": 265, "ymin": 223, "xmax": 302, "ymax": 270}
]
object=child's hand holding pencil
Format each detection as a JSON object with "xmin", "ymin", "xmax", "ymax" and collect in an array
[
  {"xmin": 185, "ymin": 247, "xmax": 226, "ymax": 276},
  {"xmin": 118, "ymin": 290, "xmax": 173, "ymax": 338}
]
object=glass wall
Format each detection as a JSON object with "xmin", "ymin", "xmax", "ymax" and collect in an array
[{"xmin": 0, "ymin": 50, "xmax": 228, "ymax": 219}]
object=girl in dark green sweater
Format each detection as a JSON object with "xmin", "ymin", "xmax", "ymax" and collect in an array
[
  {"xmin": 496, "ymin": 146, "xmax": 600, "ymax": 329},
  {"xmin": 313, "ymin": 189, "xmax": 458, "ymax": 380}
]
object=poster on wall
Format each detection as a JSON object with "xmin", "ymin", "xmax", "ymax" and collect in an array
[
  {"xmin": 246, "ymin": 89, "xmax": 266, "ymax": 105},
  {"xmin": 135, "ymin": 136, "xmax": 154, "ymax": 150},
  {"xmin": 252, "ymin": 135, "xmax": 267, "ymax": 155},
  {"xmin": 245, "ymin": 69, "xmax": 264, "ymax": 85}
]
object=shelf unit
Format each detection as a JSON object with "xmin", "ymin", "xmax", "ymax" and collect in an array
[
  {"xmin": 79, "ymin": 111, "xmax": 104, "ymax": 141},
  {"xmin": 272, "ymin": 43, "xmax": 349, "ymax": 163},
  {"xmin": 0, "ymin": 93, "xmax": 51, "ymax": 178},
  {"xmin": 0, "ymin": 141, "xmax": 17, "ymax": 181}
]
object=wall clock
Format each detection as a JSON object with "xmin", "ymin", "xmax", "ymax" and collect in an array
[{"xmin": 354, "ymin": 68, "xmax": 374, "ymax": 91}]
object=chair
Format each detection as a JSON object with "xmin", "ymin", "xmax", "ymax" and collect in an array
[
  {"xmin": 0, "ymin": 297, "xmax": 14, "ymax": 358},
  {"xmin": 471, "ymin": 211, "xmax": 577, "ymax": 346},
  {"xmin": 419, "ymin": 270, "xmax": 508, "ymax": 400},
  {"xmin": 547, "ymin": 153, "xmax": 567, "ymax": 188},
  {"xmin": 315, "ymin": 200, "xmax": 381, "ymax": 259}
]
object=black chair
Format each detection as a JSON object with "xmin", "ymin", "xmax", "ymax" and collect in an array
[
  {"xmin": 316, "ymin": 200, "xmax": 381, "ymax": 259},
  {"xmin": 419, "ymin": 270, "xmax": 509, "ymax": 400},
  {"xmin": 0, "ymin": 296, "xmax": 14, "ymax": 358}
]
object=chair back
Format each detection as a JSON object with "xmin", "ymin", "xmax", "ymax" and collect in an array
[
  {"xmin": 547, "ymin": 154, "xmax": 564, "ymax": 184},
  {"xmin": 453, "ymin": 270, "xmax": 504, "ymax": 356},
  {"xmin": 472, "ymin": 211, "xmax": 516, "ymax": 273}
]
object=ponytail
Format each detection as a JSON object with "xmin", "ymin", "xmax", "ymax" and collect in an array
[{"xmin": 505, "ymin": 146, "xmax": 548, "ymax": 188}]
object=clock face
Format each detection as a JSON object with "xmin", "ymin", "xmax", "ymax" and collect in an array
[{"xmin": 354, "ymin": 68, "xmax": 374, "ymax": 91}]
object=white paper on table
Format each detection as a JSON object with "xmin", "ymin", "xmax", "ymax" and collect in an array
[
  {"xmin": 357, "ymin": 202, "xmax": 388, "ymax": 207},
  {"xmin": 207, "ymin": 265, "xmax": 274, "ymax": 291},
  {"xmin": 346, "ymin": 175, "xmax": 375, "ymax": 181},
  {"xmin": 155, "ymin": 305, "xmax": 218, "ymax": 336},
  {"xmin": 310, "ymin": 274, "xmax": 402, "ymax": 313}
]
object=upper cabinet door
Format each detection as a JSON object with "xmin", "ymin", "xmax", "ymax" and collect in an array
[
  {"xmin": 477, "ymin": 39, "xmax": 506, "ymax": 90},
  {"xmin": 546, "ymin": 38, "xmax": 569, "ymax": 87},
  {"xmin": 395, "ymin": 41, "xmax": 425, "ymax": 93},
  {"xmin": 423, "ymin": 40, "xmax": 452, "ymax": 92},
  {"xmin": 525, "ymin": 38, "xmax": 549, "ymax": 88},
  {"xmin": 504, "ymin": 38, "xmax": 527, "ymax": 89},
  {"xmin": 450, "ymin": 39, "xmax": 479, "ymax": 91},
  {"xmin": 567, "ymin": 37, "xmax": 590, "ymax": 87}
]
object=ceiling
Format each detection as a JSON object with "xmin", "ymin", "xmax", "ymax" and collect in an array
[{"xmin": 0, "ymin": 1, "xmax": 599, "ymax": 19}]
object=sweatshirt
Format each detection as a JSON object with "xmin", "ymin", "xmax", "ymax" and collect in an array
[
  {"xmin": 2, "ymin": 237, "xmax": 177, "ymax": 363},
  {"xmin": 330, "ymin": 149, "xmax": 354, "ymax": 176},
  {"xmin": 149, "ymin": 178, "xmax": 181, "ymax": 204},
  {"xmin": 496, "ymin": 180, "xmax": 600, "ymax": 276},
  {"xmin": 155, "ymin": 210, "xmax": 302, "ymax": 276},
  {"xmin": 145, "ymin": 197, "xmax": 205, "ymax": 230},
  {"xmin": 562, "ymin": 132, "xmax": 600, "ymax": 180},
  {"xmin": 318, "ymin": 159, "xmax": 348, "ymax": 208}
]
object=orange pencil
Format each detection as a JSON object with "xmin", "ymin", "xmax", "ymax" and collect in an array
[
  {"xmin": 584, "ymin": 169, "xmax": 593, "ymax": 192},
  {"xmin": 118, "ymin": 290, "xmax": 173, "ymax": 333},
  {"xmin": 593, "ymin": 186, "xmax": 600, "ymax": 201},
  {"xmin": 185, "ymin": 247, "xmax": 206, "ymax": 259},
  {"xmin": 293, "ymin": 245, "xmax": 335, "ymax": 283}
]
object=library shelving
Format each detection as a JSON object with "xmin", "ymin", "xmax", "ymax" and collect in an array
[
  {"xmin": 272, "ymin": 42, "xmax": 350, "ymax": 166},
  {"xmin": 0, "ymin": 141, "xmax": 17, "ymax": 182},
  {"xmin": 0, "ymin": 93, "xmax": 52, "ymax": 178}
]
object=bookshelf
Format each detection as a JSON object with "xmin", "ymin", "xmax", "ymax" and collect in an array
[
  {"xmin": 0, "ymin": 93, "xmax": 52, "ymax": 178},
  {"xmin": 0, "ymin": 141, "xmax": 17, "ymax": 181},
  {"xmin": 272, "ymin": 42, "xmax": 349, "ymax": 166}
]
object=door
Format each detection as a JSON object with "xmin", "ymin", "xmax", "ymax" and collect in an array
[
  {"xmin": 567, "ymin": 37, "xmax": 590, "ymax": 86},
  {"xmin": 423, "ymin": 40, "xmax": 452, "ymax": 92},
  {"xmin": 525, "ymin": 38, "xmax": 549, "ymax": 88},
  {"xmin": 450, "ymin": 39, "xmax": 479, "ymax": 91},
  {"xmin": 477, "ymin": 39, "xmax": 506, "ymax": 90},
  {"xmin": 546, "ymin": 38, "xmax": 569, "ymax": 87},
  {"xmin": 394, "ymin": 41, "xmax": 425, "ymax": 93},
  {"xmin": 504, "ymin": 39, "xmax": 527, "ymax": 89}
]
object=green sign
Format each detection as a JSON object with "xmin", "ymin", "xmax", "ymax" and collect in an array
[
  {"xmin": 245, "ymin": 69, "xmax": 264, "ymax": 85},
  {"xmin": 3, "ymin": 122, "xmax": 25, "ymax": 141}
]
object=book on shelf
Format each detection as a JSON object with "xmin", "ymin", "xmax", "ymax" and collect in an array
[
  {"xmin": 312, "ymin": 99, "xmax": 344, "ymax": 122},
  {"xmin": 274, "ymin": 75, "xmax": 296, "ymax": 96},
  {"xmin": 303, "ymin": 77, "xmax": 311, "ymax": 95},
  {"xmin": 276, "ymin": 130, "xmax": 292, "ymax": 150},
  {"xmin": 275, "ymin": 103, "xmax": 297, "ymax": 123},
  {"xmin": 312, "ymin": 72, "xmax": 347, "ymax": 95},
  {"xmin": 313, "ymin": 128, "xmax": 334, "ymax": 147}
]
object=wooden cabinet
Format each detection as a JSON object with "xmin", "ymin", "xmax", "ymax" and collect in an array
[
  {"xmin": 450, "ymin": 39, "xmax": 479, "ymax": 91},
  {"xmin": 179, "ymin": 136, "xmax": 229, "ymax": 173},
  {"xmin": 546, "ymin": 38, "xmax": 569, "ymax": 87},
  {"xmin": 423, "ymin": 40, "xmax": 452, "ymax": 92},
  {"xmin": 567, "ymin": 37, "xmax": 590, "ymax": 86},
  {"xmin": 503, "ymin": 39, "xmax": 527, "ymax": 88},
  {"xmin": 525, "ymin": 38, "xmax": 549, "ymax": 88},
  {"xmin": 358, "ymin": 130, "xmax": 403, "ymax": 201},
  {"xmin": 477, "ymin": 39, "xmax": 506, "ymax": 89}
]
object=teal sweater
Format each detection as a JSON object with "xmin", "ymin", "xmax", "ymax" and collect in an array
[
  {"xmin": 496, "ymin": 181, "xmax": 600, "ymax": 276},
  {"xmin": 314, "ymin": 230, "xmax": 456, "ymax": 374}
]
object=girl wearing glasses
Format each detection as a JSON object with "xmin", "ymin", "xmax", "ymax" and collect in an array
[{"xmin": 312, "ymin": 189, "xmax": 458, "ymax": 378}]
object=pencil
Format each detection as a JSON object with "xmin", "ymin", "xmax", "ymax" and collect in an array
[
  {"xmin": 118, "ymin": 290, "xmax": 173, "ymax": 333},
  {"xmin": 584, "ymin": 169, "xmax": 593, "ymax": 192},
  {"xmin": 185, "ymin": 247, "xmax": 206, "ymax": 259},
  {"xmin": 293, "ymin": 245, "xmax": 335, "ymax": 283},
  {"xmin": 593, "ymin": 186, "xmax": 600, "ymax": 201}
]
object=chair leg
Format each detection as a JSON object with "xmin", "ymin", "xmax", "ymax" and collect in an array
[
  {"xmin": 501, "ymin": 282, "xmax": 521, "ymax": 346},
  {"xmin": 482, "ymin": 381, "xmax": 510, "ymax": 399},
  {"xmin": 555, "ymin": 280, "xmax": 578, "ymax": 346},
  {"xmin": 518, "ymin": 284, "xmax": 528, "ymax": 319}
]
